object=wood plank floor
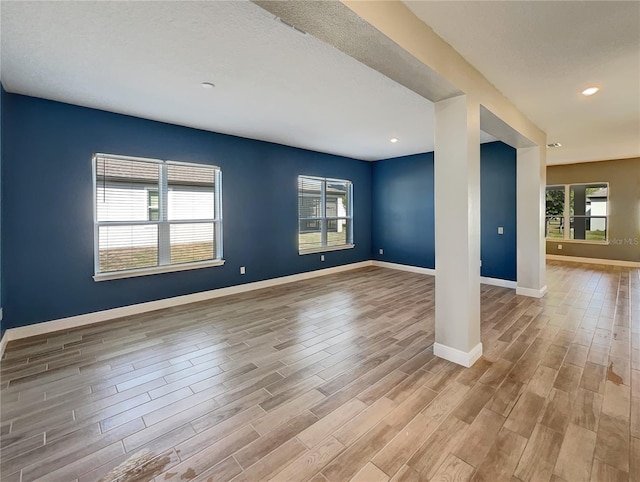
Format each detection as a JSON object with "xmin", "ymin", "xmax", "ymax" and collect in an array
[{"xmin": 1, "ymin": 261, "xmax": 638, "ymax": 482}]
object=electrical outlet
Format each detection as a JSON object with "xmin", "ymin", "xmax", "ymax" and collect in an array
[
  {"xmin": 240, "ymin": 266, "xmax": 246, "ymax": 274},
  {"xmin": 498, "ymin": 226, "xmax": 504, "ymax": 235},
  {"xmin": 320, "ymin": 255, "xmax": 325, "ymax": 262},
  {"xmin": 379, "ymin": 248, "xmax": 384, "ymax": 255},
  {"xmin": 558, "ymin": 244, "xmax": 562, "ymax": 250}
]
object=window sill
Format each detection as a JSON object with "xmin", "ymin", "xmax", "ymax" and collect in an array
[
  {"xmin": 299, "ymin": 244, "xmax": 355, "ymax": 255},
  {"xmin": 546, "ymin": 239, "xmax": 609, "ymax": 246},
  {"xmin": 94, "ymin": 259, "xmax": 225, "ymax": 282}
]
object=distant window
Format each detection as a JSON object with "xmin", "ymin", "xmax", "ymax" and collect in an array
[
  {"xmin": 546, "ymin": 183, "xmax": 608, "ymax": 242},
  {"xmin": 545, "ymin": 186, "xmax": 565, "ymax": 239},
  {"xmin": 298, "ymin": 175, "xmax": 353, "ymax": 254},
  {"xmin": 93, "ymin": 154, "xmax": 223, "ymax": 280},
  {"xmin": 147, "ymin": 189, "xmax": 159, "ymax": 221}
]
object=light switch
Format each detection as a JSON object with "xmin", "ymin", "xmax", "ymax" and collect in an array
[{"xmin": 498, "ymin": 226, "xmax": 504, "ymax": 235}]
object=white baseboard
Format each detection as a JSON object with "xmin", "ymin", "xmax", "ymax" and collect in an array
[
  {"xmin": 546, "ymin": 254, "xmax": 640, "ymax": 268},
  {"xmin": 434, "ymin": 342, "xmax": 483, "ymax": 368},
  {"xmin": 3, "ymin": 261, "xmax": 373, "ymax": 342},
  {"xmin": 0, "ymin": 331, "xmax": 8, "ymax": 359},
  {"xmin": 0, "ymin": 308, "xmax": 5, "ymax": 359},
  {"xmin": 373, "ymin": 262, "xmax": 517, "ymax": 290},
  {"xmin": 371, "ymin": 261, "xmax": 436, "ymax": 276},
  {"xmin": 0, "ymin": 259, "xmax": 534, "ymax": 346},
  {"xmin": 516, "ymin": 285, "xmax": 548, "ymax": 298},
  {"xmin": 480, "ymin": 277, "xmax": 517, "ymax": 289}
]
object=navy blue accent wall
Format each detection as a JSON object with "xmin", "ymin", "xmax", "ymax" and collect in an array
[
  {"xmin": 370, "ymin": 143, "xmax": 517, "ymax": 281},
  {"xmin": 371, "ymin": 153, "xmax": 435, "ymax": 269},
  {"xmin": 480, "ymin": 142, "xmax": 517, "ymax": 281},
  {"xmin": 2, "ymin": 93, "xmax": 371, "ymax": 329}
]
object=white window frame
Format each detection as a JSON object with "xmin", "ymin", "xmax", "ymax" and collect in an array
[
  {"xmin": 545, "ymin": 182, "xmax": 609, "ymax": 244},
  {"xmin": 298, "ymin": 175, "xmax": 354, "ymax": 255},
  {"xmin": 93, "ymin": 153, "xmax": 224, "ymax": 281}
]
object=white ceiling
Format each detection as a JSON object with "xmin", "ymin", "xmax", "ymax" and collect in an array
[
  {"xmin": 405, "ymin": 1, "xmax": 640, "ymax": 165},
  {"xmin": 1, "ymin": 1, "xmax": 637, "ymax": 165},
  {"xmin": 0, "ymin": 0, "xmax": 442, "ymax": 162}
]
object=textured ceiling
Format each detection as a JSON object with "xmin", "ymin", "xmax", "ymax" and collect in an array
[
  {"xmin": 6, "ymin": 1, "xmax": 625, "ymax": 165},
  {"xmin": 405, "ymin": 1, "xmax": 640, "ymax": 165},
  {"xmin": 254, "ymin": 0, "xmax": 462, "ymax": 103},
  {"xmin": 1, "ymin": 0, "xmax": 453, "ymax": 161}
]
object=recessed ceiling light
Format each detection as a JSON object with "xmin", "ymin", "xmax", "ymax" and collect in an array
[
  {"xmin": 201, "ymin": 82, "xmax": 215, "ymax": 89},
  {"xmin": 546, "ymin": 143, "xmax": 562, "ymax": 148},
  {"xmin": 581, "ymin": 87, "xmax": 599, "ymax": 96},
  {"xmin": 390, "ymin": 138, "xmax": 398, "ymax": 143}
]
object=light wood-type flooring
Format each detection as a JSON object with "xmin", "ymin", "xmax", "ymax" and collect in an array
[{"xmin": 1, "ymin": 261, "xmax": 639, "ymax": 482}]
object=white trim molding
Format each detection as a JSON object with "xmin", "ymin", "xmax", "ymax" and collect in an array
[
  {"xmin": 545, "ymin": 239, "xmax": 609, "ymax": 246},
  {"xmin": 4, "ymin": 261, "xmax": 373, "ymax": 342},
  {"xmin": 0, "ymin": 260, "xmax": 526, "ymax": 348},
  {"xmin": 94, "ymin": 259, "xmax": 226, "ymax": 282},
  {"xmin": 480, "ymin": 277, "xmax": 517, "ymax": 289},
  {"xmin": 371, "ymin": 261, "xmax": 436, "ymax": 276},
  {"xmin": 546, "ymin": 254, "xmax": 640, "ymax": 268},
  {"xmin": 0, "ymin": 331, "xmax": 8, "ymax": 359},
  {"xmin": 373, "ymin": 262, "xmax": 517, "ymax": 289},
  {"xmin": 516, "ymin": 285, "xmax": 548, "ymax": 298},
  {"xmin": 299, "ymin": 244, "xmax": 355, "ymax": 255},
  {"xmin": 434, "ymin": 342, "xmax": 483, "ymax": 368},
  {"xmin": 0, "ymin": 309, "xmax": 5, "ymax": 358}
]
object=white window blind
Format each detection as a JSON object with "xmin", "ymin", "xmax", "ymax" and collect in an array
[
  {"xmin": 298, "ymin": 175, "xmax": 353, "ymax": 254},
  {"xmin": 94, "ymin": 154, "xmax": 222, "ymax": 278}
]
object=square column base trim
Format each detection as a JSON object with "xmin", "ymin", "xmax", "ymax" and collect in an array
[
  {"xmin": 433, "ymin": 342, "xmax": 483, "ymax": 368},
  {"xmin": 516, "ymin": 285, "xmax": 548, "ymax": 298}
]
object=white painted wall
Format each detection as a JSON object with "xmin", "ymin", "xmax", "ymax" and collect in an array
[
  {"xmin": 434, "ymin": 95, "xmax": 482, "ymax": 364},
  {"xmin": 517, "ymin": 146, "xmax": 547, "ymax": 297}
]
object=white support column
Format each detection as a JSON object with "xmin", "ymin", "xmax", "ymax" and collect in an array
[
  {"xmin": 516, "ymin": 146, "xmax": 547, "ymax": 298},
  {"xmin": 434, "ymin": 95, "xmax": 482, "ymax": 367}
]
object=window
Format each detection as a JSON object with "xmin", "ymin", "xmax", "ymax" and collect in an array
[
  {"xmin": 147, "ymin": 189, "xmax": 159, "ymax": 221},
  {"xmin": 545, "ymin": 183, "xmax": 608, "ymax": 242},
  {"xmin": 298, "ymin": 175, "xmax": 353, "ymax": 254},
  {"xmin": 545, "ymin": 186, "xmax": 565, "ymax": 239},
  {"xmin": 93, "ymin": 154, "xmax": 223, "ymax": 280}
]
